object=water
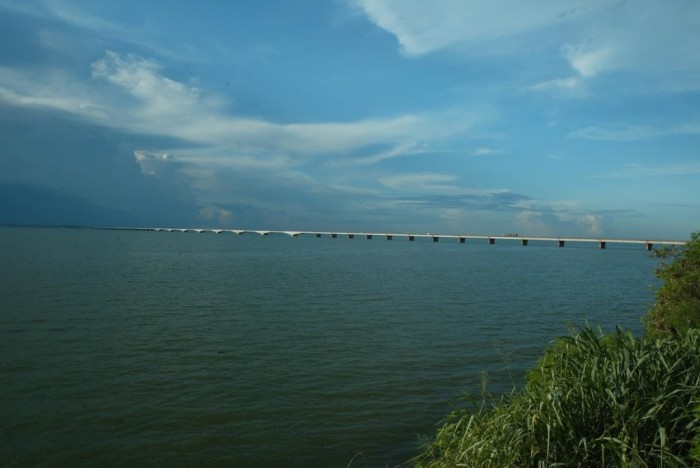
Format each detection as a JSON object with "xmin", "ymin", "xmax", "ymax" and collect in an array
[{"xmin": 0, "ymin": 227, "xmax": 659, "ymax": 466}]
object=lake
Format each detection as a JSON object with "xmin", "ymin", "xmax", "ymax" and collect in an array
[{"xmin": 0, "ymin": 227, "xmax": 659, "ymax": 466}]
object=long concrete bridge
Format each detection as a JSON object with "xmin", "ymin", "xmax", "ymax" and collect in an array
[{"xmin": 96, "ymin": 227, "xmax": 687, "ymax": 251}]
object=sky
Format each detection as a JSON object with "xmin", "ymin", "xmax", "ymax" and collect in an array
[{"xmin": 0, "ymin": 0, "xmax": 698, "ymax": 240}]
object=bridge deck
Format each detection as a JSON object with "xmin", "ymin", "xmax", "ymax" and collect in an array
[{"xmin": 95, "ymin": 227, "xmax": 687, "ymax": 248}]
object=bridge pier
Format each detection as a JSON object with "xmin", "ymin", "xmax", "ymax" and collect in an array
[{"xmin": 141, "ymin": 228, "xmax": 683, "ymax": 251}]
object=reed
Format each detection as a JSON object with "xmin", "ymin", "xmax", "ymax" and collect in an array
[{"xmin": 415, "ymin": 327, "xmax": 700, "ymax": 467}]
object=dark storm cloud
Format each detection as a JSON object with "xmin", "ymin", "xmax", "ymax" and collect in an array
[{"xmin": 0, "ymin": 105, "xmax": 202, "ymax": 227}]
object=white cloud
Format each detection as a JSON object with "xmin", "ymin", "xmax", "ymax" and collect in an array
[
  {"xmin": 579, "ymin": 214, "xmax": 603, "ymax": 235},
  {"xmin": 0, "ymin": 66, "xmax": 107, "ymax": 118},
  {"xmin": 569, "ymin": 122, "xmax": 700, "ymax": 141},
  {"xmin": 594, "ymin": 163, "xmax": 700, "ymax": 179},
  {"xmin": 561, "ymin": 2, "xmax": 700, "ymax": 86},
  {"xmin": 0, "ymin": 86, "xmax": 104, "ymax": 119},
  {"xmin": 529, "ymin": 77, "xmax": 581, "ymax": 91},
  {"xmin": 546, "ymin": 153, "xmax": 566, "ymax": 161},
  {"xmin": 471, "ymin": 146, "xmax": 502, "ymax": 156},
  {"xmin": 568, "ymin": 124, "xmax": 660, "ymax": 142},
  {"xmin": 48, "ymin": 0, "xmax": 125, "ymax": 35},
  {"xmin": 676, "ymin": 122, "xmax": 700, "ymax": 135},
  {"xmin": 91, "ymin": 51, "xmax": 205, "ymax": 121},
  {"xmin": 352, "ymin": 0, "xmax": 604, "ymax": 56},
  {"xmin": 352, "ymin": 0, "xmax": 700, "ymax": 90},
  {"xmin": 515, "ymin": 201, "xmax": 604, "ymax": 236},
  {"xmin": 0, "ymin": 51, "xmax": 493, "ymax": 224},
  {"xmin": 327, "ymin": 142, "xmax": 428, "ymax": 166},
  {"xmin": 563, "ymin": 43, "xmax": 612, "ymax": 78},
  {"xmin": 84, "ymin": 52, "xmax": 485, "ymax": 164},
  {"xmin": 0, "ymin": 0, "xmax": 195, "ymax": 62},
  {"xmin": 0, "ymin": 52, "xmax": 488, "ymax": 174},
  {"xmin": 379, "ymin": 172, "xmax": 508, "ymax": 197},
  {"xmin": 380, "ymin": 173, "xmax": 459, "ymax": 194},
  {"xmin": 133, "ymin": 150, "xmax": 173, "ymax": 175}
]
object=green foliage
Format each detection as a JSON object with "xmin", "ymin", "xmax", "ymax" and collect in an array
[
  {"xmin": 646, "ymin": 232, "xmax": 700, "ymax": 335},
  {"xmin": 693, "ymin": 404, "xmax": 700, "ymax": 462},
  {"xmin": 415, "ymin": 327, "xmax": 700, "ymax": 467}
]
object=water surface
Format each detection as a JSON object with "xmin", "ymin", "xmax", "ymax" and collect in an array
[{"xmin": 0, "ymin": 227, "xmax": 658, "ymax": 466}]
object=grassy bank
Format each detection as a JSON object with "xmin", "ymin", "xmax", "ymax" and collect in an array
[
  {"xmin": 416, "ymin": 233, "xmax": 700, "ymax": 467},
  {"xmin": 415, "ymin": 328, "xmax": 700, "ymax": 466}
]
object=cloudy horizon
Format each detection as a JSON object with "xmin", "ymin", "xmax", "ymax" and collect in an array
[{"xmin": 1, "ymin": 0, "xmax": 698, "ymax": 239}]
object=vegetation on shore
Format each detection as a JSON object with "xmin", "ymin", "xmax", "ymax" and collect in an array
[
  {"xmin": 416, "ymin": 233, "xmax": 700, "ymax": 467},
  {"xmin": 646, "ymin": 232, "xmax": 700, "ymax": 336}
]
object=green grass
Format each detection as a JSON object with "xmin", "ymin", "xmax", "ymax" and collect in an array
[{"xmin": 415, "ymin": 327, "xmax": 700, "ymax": 467}]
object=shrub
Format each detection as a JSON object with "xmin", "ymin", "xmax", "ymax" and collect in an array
[
  {"xmin": 694, "ymin": 404, "xmax": 700, "ymax": 462},
  {"xmin": 415, "ymin": 327, "xmax": 700, "ymax": 467},
  {"xmin": 646, "ymin": 232, "xmax": 700, "ymax": 336}
]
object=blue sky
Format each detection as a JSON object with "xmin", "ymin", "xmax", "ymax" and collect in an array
[{"xmin": 0, "ymin": 0, "xmax": 698, "ymax": 239}]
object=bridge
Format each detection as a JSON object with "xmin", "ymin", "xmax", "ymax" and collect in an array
[{"xmin": 95, "ymin": 227, "xmax": 687, "ymax": 251}]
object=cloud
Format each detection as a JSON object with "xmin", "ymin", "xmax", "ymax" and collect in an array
[
  {"xmin": 73, "ymin": 52, "xmax": 489, "ymax": 224},
  {"xmin": 471, "ymin": 146, "xmax": 502, "ymax": 156},
  {"xmin": 0, "ymin": 0, "xmax": 195, "ymax": 62},
  {"xmin": 0, "ymin": 49, "xmax": 498, "ymax": 230},
  {"xmin": 563, "ymin": 43, "xmax": 612, "ymax": 78},
  {"xmin": 352, "ymin": 0, "xmax": 605, "ymax": 56},
  {"xmin": 92, "ymin": 51, "xmax": 203, "ymax": 116},
  {"xmin": 569, "ymin": 122, "xmax": 700, "ymax": 141},
  {"xmin": 379, "ymin": 172, "xmax": 509, "ymax": 196},
  {"xmin": 526, "ymin": 76, "xmax": 589, "ymax": 99},
  {"xmin": 0, "ymin": 51, "xmax": 485, "ymax": 169},
  {"xmin": 517, "ymin": 209, "xmax": 604, "ymax": 236},
  {"xmin": 593, "ymin": 163, "xmax": 700, "ymax": 179},
  {"xmin": 133, "ymin": 150, "xmax": 174, "ymax": 175},
  {"xmin": 352, "ymin": 1, "xmax": 700, "ymax": 90},
  {"xmin": 0, "ymin": 66, "xmax": 107, "ymax": 119},
  {"xmin": 0, "ymin": 86, "xmax": 103, "ymax": 118},
  {"xmin": 326, "ymin": 142, "xmax": 430, "ymax": 167},
  {"xmin": 559, "ymin": 3, "xmax": 700, "ymax": 87},
  {"xmin": 368, "ymin": 183, "xmax": 615, "ymax": 237},
  {"xmin": 0, "ymin": 181, "xmax": 132, "ymax": 226},
  {"xmin": 0, "ymin": 0, "xmax": 123, "ymax": 35},
  {"xmin": 529, "ymin": 77, "xmax": 581, "ymax": 91},
  {"xmin": 569, "ymin": 124, "xmax": 660, "ymax": 142},
  {"xmin": 379, "ymin": 173, "xmax": 458, "ymax": 194},
  {"xmin": 84, "ymin": 52, "xmax": 485, "ymax": 162},
  {"xmin": 676, "ymin": 122, "xmax": 700, "ymax": 135},
  {"xmin": 512, "ymin": 198, "xmax": 622, "ymax": 236}
]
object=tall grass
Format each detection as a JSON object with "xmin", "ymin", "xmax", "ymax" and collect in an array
[{"xmin": 415, "ymin": 327, "xmax": 700, "ymax": 467}]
